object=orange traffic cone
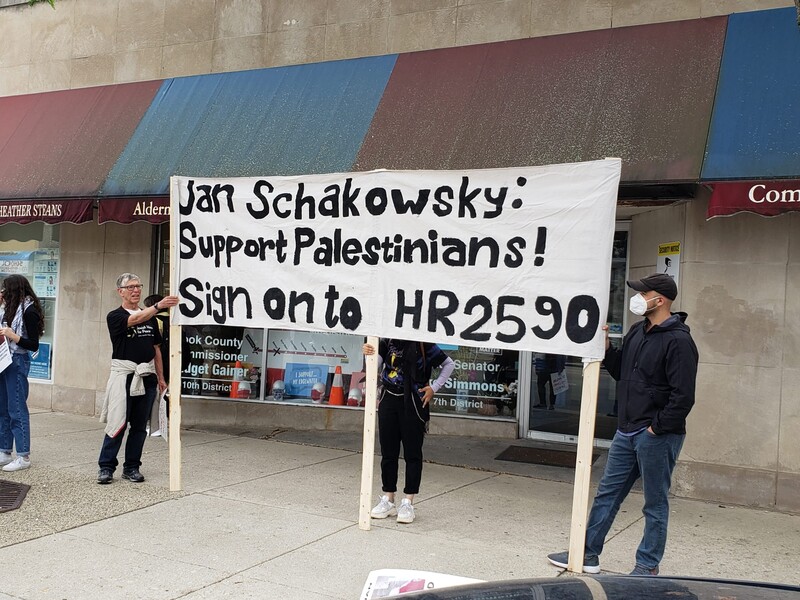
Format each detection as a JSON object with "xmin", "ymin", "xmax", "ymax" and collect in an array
[
  {"xmin": 229, "ymin": 360, "xmax": 242, "ymax": 398},
  {"xmin": 328, "ymin": 366, "xmax": 345, "ymax": 405}
]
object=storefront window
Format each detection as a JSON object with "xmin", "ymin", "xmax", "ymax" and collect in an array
[
  {"xmin": 178, "ymin": 324, "xmax": 517, "ymax": 419},
  {"xmin": 181, "ymin": 326, "xmax": 368, "ymax": 405},
  {"xmin": 182, "ymin": 324, "xmax": 264, "ymax": 399},
  {"xmin": 0, "ymin": 223, "xmax": 60, "ymax": 381},
  {"xmin": 263, "ymin": 330, "xmax": 365, "ymax": 405}
]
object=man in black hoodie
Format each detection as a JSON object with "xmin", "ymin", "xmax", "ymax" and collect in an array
[{"xmin": 548, "ymin": 273, "xmax": 698, "ymax": 576}]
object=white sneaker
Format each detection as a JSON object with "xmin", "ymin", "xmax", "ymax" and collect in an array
[
  {"xmin": 370, "ymin": 495, "xmax": 397, "ymax": 519},
  {"xmin": 150, "ymin": 430, "xmax": 162, "ymax": 437},
  {"xmin": 0, "ymin": 452, "xmax": 12, "ymax": 466},
  {"xmin": 3, "ymin": 456, "xmax": 30, "ymax": 472},
  {"xmin": 396, "ymin": 498, "xmax": 415, "ymax": 524}
]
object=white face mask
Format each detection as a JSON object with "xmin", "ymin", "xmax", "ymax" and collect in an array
[{"xmin": 629, "ymin": 293, "xmax": 660, "ymax": 316}]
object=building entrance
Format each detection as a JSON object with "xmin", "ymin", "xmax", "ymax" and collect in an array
[{"xmin": 523, "ymin": 226, "xmax": 629, "ymax": 447}]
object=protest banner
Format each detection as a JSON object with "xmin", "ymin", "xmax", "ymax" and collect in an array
[{"xmin": 171, "ymin": 160, "xmax": 620, "ymax": 359}]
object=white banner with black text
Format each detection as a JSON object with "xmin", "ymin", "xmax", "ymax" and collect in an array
[{"xmin": 172, "ymin": 159, "xmax": 620, "ymax": 358}]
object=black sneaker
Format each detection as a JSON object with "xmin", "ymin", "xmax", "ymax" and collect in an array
[
  {"xmin": 547, "ymin": 551, "xmax": 601, "ymax": 574},
  {"xmin": 97, "ymin": 468, "xmax": 113, "ymax": 484},
  {"xmin": 121, "ymin": 469, "xmax": 145, "ymax": 483},
  {"xmin": 630, "ymin": 564, "xmax": 659, "ymax": 576}
]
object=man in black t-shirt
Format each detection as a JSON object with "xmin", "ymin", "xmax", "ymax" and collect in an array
[{"xmin": 97, "ymin": 273, "xmax": 179, "ymax": 485}]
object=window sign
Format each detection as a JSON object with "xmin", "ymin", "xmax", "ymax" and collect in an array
[
  {"xmin": 431, "ymin": 346, "xmax": 518, "ymax": 418},
  {"xmin": 33, "ymin": 250, "xmax": 59, "ymax": 298},
  {"xmin": 0, "ymin": 251, "xmax": 31, "ymax": 274},
  {"xmin": 182, "ymin": 325, "xmax": 264, "ymax": 400},
  {"xmin": 29, "ymin": 342, "xmax": 51, "ymax": 379},
  {"xmin": 657, "ymin": 241, "xmax": 680, "ymax": 284},
  {"xmin": 264, "ymin": 330, "xmax": 365, "ymax": 405}
]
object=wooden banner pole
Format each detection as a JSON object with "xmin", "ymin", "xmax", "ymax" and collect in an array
[
  {"xmin": 168, "ymin": 177, "xmax": 182, "ymax": 492},
  {"xmin": 358, "ymin": 335, "xmax": 380, "ymax": 531},
  {"xmin": 567, "ymin": 359, "xmax": 601, "ymax": 572}
]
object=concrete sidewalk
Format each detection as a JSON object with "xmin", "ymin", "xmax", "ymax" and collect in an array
[{"xmin": 0, "ymin": 409, "xmax": 798, "ymax": 600}]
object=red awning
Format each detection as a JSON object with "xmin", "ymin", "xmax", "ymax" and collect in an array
[
  {"xmin": 356, "ymin": 17, "xmax": 726, "ymax": 183},
  {"xmin": 98, "ymin": 196, "xmax": 169, "ymax": 224},
  {"xmin": 707, "ymin": 181, "xmax": 800, "ymax": 218},
  {"xmin": 0, "ymin": 82, "xmax": 161, "ymax": 199},
  {"xmin": 0, "ymin": 198, "xmax": 94, "ymax": 225}
]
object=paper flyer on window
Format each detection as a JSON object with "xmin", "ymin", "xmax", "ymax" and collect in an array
[
  {"xmin": 0, "ymin": 336, "xmax": 11, "ymax": 374},
  {"xmin": 360, "ymin": 569, "xmax": 484, "ymax": 599},
  {"xmin": 157, "ymin": 390, "xmax": 169, "ymax": 443}
]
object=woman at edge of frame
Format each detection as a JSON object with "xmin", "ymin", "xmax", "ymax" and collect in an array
[
  {"xmin": 0, "ymin": 275, "xmax": 45, "ymax": 472},
  {"xmin": 362, "ymin": 338, "xmax": 455, "ymax": 525}
]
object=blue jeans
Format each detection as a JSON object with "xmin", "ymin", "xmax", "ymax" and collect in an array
[
  {"xmin": 585, "ymin": 429, "xmax": 685, "ymax": 569},
  {"xmin": 98, "ymin": 374, "xmax": 156, "ymax": 472},
  {"xmin": 0, "ymin": 353, "xmax": 31, "ymax": 456}
]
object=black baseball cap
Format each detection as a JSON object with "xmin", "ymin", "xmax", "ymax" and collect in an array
[{"xmin": 626, "ymin": 273, "xmax": 677, "ymax": 301}]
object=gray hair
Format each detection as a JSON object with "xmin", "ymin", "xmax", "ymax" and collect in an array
[{"xmin": 116, "ymin": 273, "xmax": 141, "ymax": 288}]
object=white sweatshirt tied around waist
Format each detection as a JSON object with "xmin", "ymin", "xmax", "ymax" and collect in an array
[{"xmin": 100, "ymin": 359, "xmax": 156, "ymax": 437}]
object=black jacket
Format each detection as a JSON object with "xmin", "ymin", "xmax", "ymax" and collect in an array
[{"xmin": 604, "ymin": 312, "xmax": 698, "ymax": 435}]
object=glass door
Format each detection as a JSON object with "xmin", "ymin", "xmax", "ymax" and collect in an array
[{"xmin": 524, "ymin": 223, "xmax": 629, "ymax": 446}]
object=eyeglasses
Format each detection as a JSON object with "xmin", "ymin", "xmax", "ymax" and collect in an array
[{"xmin": 119, "ymin": 284, "xmax": 144, "ymax": 291}]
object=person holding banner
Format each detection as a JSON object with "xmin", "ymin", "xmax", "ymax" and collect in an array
[
  {"xmin": 97, "ymin": 274, "xmax": 179, "ymax": 484},
  {"xmin": 548, "ymin": 273, "xmax": 698, "ymax": 576},
  {"xmin": 0, "ymin": 275, "xmax": 44, "ymax": 472},
  {"xmin": 363, "ymin": 339, "xmax": 454, "ymax": 524},
  {"xmin": 533, "ymin": 353, "xmax": 566, "ymax": 410}
]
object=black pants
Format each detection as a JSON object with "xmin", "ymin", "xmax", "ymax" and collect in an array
[
  {"xmin": 98, "ymin": 374, "xmax": 156, "ymax": 472},
  {"xmin": 537, "ymin": 373, "xmax": 555, "ymax": 407},
  {"xmin": 378, "ymin": 389, "xmax": 426, "ymax": 495}
]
